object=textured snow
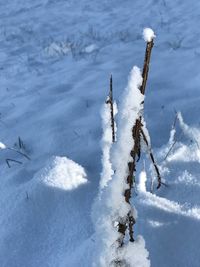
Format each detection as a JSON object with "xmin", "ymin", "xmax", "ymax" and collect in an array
[
  {"xmin": 42, "ymin": 156, "xmax": 88, "ymax": 190},
  {"xmin": 1, "ymin": 0, "xmax": 200, "ymax": 266}
]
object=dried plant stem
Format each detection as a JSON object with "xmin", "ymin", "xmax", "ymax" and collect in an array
[
  {"xmin": 140, "ymin": 40, "xmax": 154, "ymax": 95},
  {"xmin": 8, "ymin": 147, "xmax": 30, "ymax": 160},
  {"xmin": 6, "ymin": 158, "xmax": 23, "ymax": 168},
  {"xmin": 118, "ymin": 39, "xmax": 154, "ymax": 245},
  {"xmin": 164, "ymin": 139, "xmax": 178, "ymax": 161}
]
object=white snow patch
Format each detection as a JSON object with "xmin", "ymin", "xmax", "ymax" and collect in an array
[
  {"xmin": 175, "ymin": 170, "xmax": 200, "ymax": 186},
  {"xmin": 45, "ymin": 42, "xmax": 71, "ymax": 57},
  {"xmin": 84, "ymin": 44, "xmax": 98, "ymax": 53},
  {"xmin": 99, "ymin": 102, "xmax": 115, "ymax": 190},
  {"xmin": 0, "ymin": 142, "xmax": 6, "ymax": 149},
  {"xmin": 115, "ymin": 236, "xmax": 150, "ymax": 267},
  {"xmin": 138, "ymin": 170, "xmax": 147, "ymax": 192},
  {"xmin": 143, "ymin": 28, "xmax": 156, "ymax": 42},
  {"xmin": 148, "ymin": 220, "xmax": 166, "ymax": 228},
  {"xmin": 42, "ymin": 156, "xmax": 88, "ymax": 191}
]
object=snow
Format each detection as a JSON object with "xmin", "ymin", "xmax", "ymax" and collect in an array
[
  {"xmin": 45, "ymin": 42, "xmax": 71, "ymax": 57},
  {"xmin": 138, "ymin": 170, "xmax": 147, "ymax": 192},
  {"xmin": 99, "ymin": 103, "xmax": 115, "ymax": 190},
  {"xmin": 0, "ymin": 142, "xmax": 6, "ymax": 149},
  {"xmin": 41, "ymin": 156, "xmax": 88, "ymax": 191},
  {"xmin": 143, "ymin": 28, "xmax": 156, "ymax": 42},
  {"xmin": 1, "ymin": 0, "xmax": 200, "ymax": 266},
  {"xmin": 84, "ymin": 44, "xmax": 98, "ymax": 53}
]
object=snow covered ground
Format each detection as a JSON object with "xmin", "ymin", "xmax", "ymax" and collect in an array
[{"xmin": 1, "ymin": 0, "xmax": 200, "ymax": 266}]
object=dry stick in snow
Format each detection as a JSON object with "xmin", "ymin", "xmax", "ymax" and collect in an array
[
  {"xmin": 118, "ymin": 39, "xmax": 155, "ymax": 246},
  {"xmin": 7, "ymin": 147, "xmax": 31, "ymax": 160},
  {"xmin": 6, "ymin": 158, "xmax": 23, "ymax": 168},
  {"xmin": 140, "ymin": 127, "xmax": 162, "ymax": 189},
  {"xmin": 106, "ymin": 75, "xmax": 115, "ymax": 143}
]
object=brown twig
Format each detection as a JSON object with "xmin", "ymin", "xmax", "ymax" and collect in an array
[
  {"xmin": 106, "ymin": 75, "xmax": 115, "ymax": 143},
  {"xmin": 117, "ymin": 39, "xmax": 154, "ymax": 246}
]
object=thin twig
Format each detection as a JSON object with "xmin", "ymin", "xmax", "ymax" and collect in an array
[
  {"xmin": 140, "ymin": 127, "xmax": 162, "ymax": 189},
  {"xmin": 7, "ymin": 147, "xmax": 30, "ymax": 160},
  {"xmin": 26, "ymin": 191, "xmax": 29, "ymax": 200},
  {"xmin": 106, "ymin": 75, "xmax": 115, "ymax": 143},
  {"xmin": 6, "ymin": 158, "xmax": 23, "ymax": 168}
]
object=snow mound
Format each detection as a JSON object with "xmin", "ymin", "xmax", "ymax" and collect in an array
[
  {"xmin": 41, "ymin": 156, "xmax": 88, "ymax": 191},
  {"xmin": 143, "ymin": 28, "xmax": 156, "ymax": 42}
]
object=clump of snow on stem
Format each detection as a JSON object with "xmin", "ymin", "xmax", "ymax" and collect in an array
[
  {"xmin": 108, "ymin": 66, "xmax": 144, "ymax": 219},
  {"xmin": 95, "ymin": 66, "xmax": 150, "ymax": 266},
  {"xmin": 99, "ymin": 101, "xmax": 118, "ymax": 190},
  {"xmin": 143, "ymin": 28, "xmax": 156, "ymax": 42}
]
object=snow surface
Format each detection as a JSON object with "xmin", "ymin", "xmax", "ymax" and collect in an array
[{"xmin": 1, "ymin": 0, "xmax": 200, "ymax": 266}]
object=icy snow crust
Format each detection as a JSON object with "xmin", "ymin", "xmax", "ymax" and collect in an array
[{"xmin": 1, "ymin": 0, "xmax": 200, "ymax": 267}]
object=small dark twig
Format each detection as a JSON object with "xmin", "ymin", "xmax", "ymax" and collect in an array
[
  {"xmin": 18, "ymin": 137, "xmax": 24, "ymax": 149},
  {"xmin": 160, "ymin": 181, "xmax": 168, "ymax": 187},
  {"xmin": 164, "ymin": 138, "xmax": 178, "ymax": 161},
  {"xmin": 106, "ymin": 75, "xmax": 115, "ymax": 143},
  {"xmin": 7, "ymin": 147, "xmax": 30, "ymax": 160},
  {"xmin": 6, "ymin": 158, "xmax": 23, "ymax": 168},
  {"xmin": 140, "ymin": 127, "xmax": 162, "ymax": 189},
  {"xmin": 26, "ymin": 191, "xmax": 29, "ymax": 200},
  {"xmin": 128, "ymin": 211, "xmax": 135, "ymax": 242}
]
